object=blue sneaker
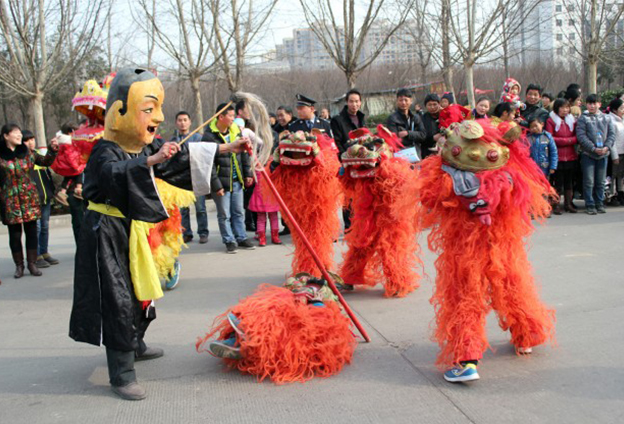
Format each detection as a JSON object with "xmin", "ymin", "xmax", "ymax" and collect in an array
[
  {"xmin": 227, "ymin": 313, "xmax": 245, "ymax": 339},
  {"xmin": 165, "ymin": 260, "xmax": 181, "ymax": 290},
  {"xmin": 444, "ymin": 363, "xmax": 480, "ymax": 383},
  {"xmin": 208, "ymin": 336, "xmax": 242, "ymax": 359}
]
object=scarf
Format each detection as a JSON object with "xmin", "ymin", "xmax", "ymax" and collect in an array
[{"xmin": 549, "ymin": 111, "xmax": 575, "ymax": 132}]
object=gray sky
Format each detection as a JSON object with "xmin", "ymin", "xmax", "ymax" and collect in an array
[{"xmin": 115, "ymin": 0, "xmax": 305, "ymax": 68}]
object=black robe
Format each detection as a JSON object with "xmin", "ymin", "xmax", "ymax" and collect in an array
[{"xmin": 69, "ymin": 139, "xmax": 213, "ymax": 351}]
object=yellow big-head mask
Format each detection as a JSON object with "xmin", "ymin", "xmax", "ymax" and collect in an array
[{"xmin": 104, "ymin": 68, "xmax": 165, "ymax": 154}]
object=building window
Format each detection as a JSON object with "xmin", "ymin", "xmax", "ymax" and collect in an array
[
  {"xmin": 569, "ymin": 19, "xmax": 574, "ymax": 26},
  {"xmin": 556, "ymin": 19, "xmax": 562, "ymax": 26},
  {"xmin": 557, "ymin": 33, "xmax": 563, "ymax": 41},
  {"xmin": 569, "ymin": 47, "xmax": 575, "ymax": 54},
  {"xmin": 569, "ymin": 33, "xmax": 575, "ymax": 40},
  {"xmin": 556, "ymin": 5, "xmax": 562, "ymax": 12},
  {"xmin": 557, "ymin": 47, "xmax": 564, "ymax": 55},
  {"xmin": 567, "ymin": 5, "xmax": 574, "ymax": 12}
]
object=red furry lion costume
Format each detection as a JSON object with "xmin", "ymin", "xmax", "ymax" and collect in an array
[
  {"xmin": 339, "ymin": 126, "xmax": 422, "ymax": 297},
  {"xmin": 196, "ymin": 274, "xmax": 356, "ymax": 384},
  {"xmin": 269, "ymin": 130, "xmax": 342, "ymax": 275},
  {"xmin": 417, "ymin": 116, "xmax": 556, "ymax": 375}
]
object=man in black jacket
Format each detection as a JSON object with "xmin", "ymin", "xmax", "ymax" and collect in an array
[
  {"xmin": 331, "ymin": 89, "xmax": 366, "ymax": 154},
  {"xmin": 273, "ymin": 105, "xmax": 293, "ymax": 135},
  {"xmin": 421, "ymin": 93, "xmax": 442, "ymax": 159},
  {"xmin": 288, "ymin": 94, "xmax": 333, "ymax": 136},
  {"xmin": 331, "ymin": 89, "xmax": 366, "ymax": 230},
  {"xmin": 385, "ymin": 88, "xmax": 426, "ymax": 158},
  {"xmin": 203, "ymin": 103, "xmax": 256, "ymax": 254}
]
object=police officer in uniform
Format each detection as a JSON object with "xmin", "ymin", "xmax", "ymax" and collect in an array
[{"xmin": 288, "ymin": 94, "xmax": 333, "ymax": 137}]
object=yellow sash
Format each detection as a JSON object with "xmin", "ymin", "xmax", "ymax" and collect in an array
[{"xmin": 87, "ymin": 201, "xmax": 163, "ymax": 301}]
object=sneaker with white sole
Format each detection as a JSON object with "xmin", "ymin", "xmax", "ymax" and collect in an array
[
  {"xmin": 208, "ymin": 337, "xmax": 242, "ymax": 360},
  {"xmin": 444, "ymin": 363, "xmax": 480, "ymax": 383},
  {"xmin": 165, "ymin": 260, "xmax": 181, "ymax": 290},
  {"xmin": 517, "ymin": 347, "xmax": 533, "ymax": 354},
  {"xmin": 227, "ymin": 313, "xmax": 245, "ymax": 339}
]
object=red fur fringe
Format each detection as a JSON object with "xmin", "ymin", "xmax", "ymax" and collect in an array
[
  {"xmin": 340, "ymin": 158, "xmax": 422, "ymax": 297},
  {"xmin": 268, "ymin": 150, "xmax": 342, "ymax": 275},
  {"xmin": 196, "ymin": 284, "xmax": 356, "ymax": 384},
  {"xmin": 417, "ymin": 154, "xmax": 555, "ymax": 368}
]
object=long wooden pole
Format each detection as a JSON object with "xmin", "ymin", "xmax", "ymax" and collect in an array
[{"xmin": 248, "ymin": 147, "xmax": 371, "ymax": 342}]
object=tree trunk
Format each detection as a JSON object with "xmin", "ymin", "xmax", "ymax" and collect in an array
[
  {"xmin": 190, "ymin": 75, "xmax": 204, "ymax": 124},
  {"xmin": 346, "ymin": 70, "xmax": 357, "ymax": 89},
  {"xmin": 587, "ymin": 59, "xmax": 598, "ymax": 94},
  {"xmin": 31, "ymin": 91, "xmax": 46, "ymax": 147},
  {"xmin": 465, "ymin": 62, "xmax": 476, "ymax": 108}
]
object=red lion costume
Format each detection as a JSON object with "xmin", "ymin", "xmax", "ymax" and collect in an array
[
  {"xmin": 197, "ymin": 275, "xmax": 356, "ymax": 384},
  {"xmin": 269, "ymin": 130, "xmax": 342, "ymax": 275},
  {"xmin": 339, "ymin": 126, "xmax": 422, "ymax": 297},
  {"xmin": 417, "ymin": 117, "xmax": 555, "ymax": 375}
]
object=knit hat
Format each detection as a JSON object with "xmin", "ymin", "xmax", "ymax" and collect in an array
[{"xmin": 442, "ymin": 92, "xmax": 455, "ymax": 104}]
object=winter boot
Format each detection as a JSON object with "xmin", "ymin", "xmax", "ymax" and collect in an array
[
  {"xmin": 12, "ymin": 251, "xmax": 24, "ymax": 279},
  {"xmin": 552, "ymin": 199, "xmax": 563, "ymax": 215},
  {"xmin": 258, "ymin": 231, "xmax": 267, "ymax": 247},
  {"xmin": 564, "ymin": 189, "xmax": 577, "ymax": 213},
  {"xmin": 26, "ymin": 250, "xmax": 42, "ymax": 276},
  {"xmin": 271, "ymin": 229, "xmax": 282, "ymax": 245}
]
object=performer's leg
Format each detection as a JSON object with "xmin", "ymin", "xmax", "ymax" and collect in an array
[
  {"xmin": 134, "ymin": 302, "xmax": 161, "ymax": 361},
  {"xmin": 488, "ymin": 242, "xmax": 555, "ymax": 350},
  {"xmin": 340, "ymin": 244, "xmax": 376, "ymax": 288},
  {"xmin": 230, "ymin": 182, "xmax": 247, "ymax": 242},
  {"xmin": 432, "ymin": 246, "xmax": 490, "ymax": 368},
  {"xmin": 67, "ymin": 195, "xmax": 84, "ymax": 244},
  {"xmin": 379, "ymin": 232, "xmax": 419, "ymax": 298},
  {"xmin": 213, "ymin": 190, "xmax": 235, "ymax": 244},
  {"xmin": 106, "ymin": 348, "xmax": 137, "ymax": 387}
]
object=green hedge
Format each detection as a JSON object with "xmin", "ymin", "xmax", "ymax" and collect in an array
[
  {"xmin": 367, "ymin": 113, "xmax": 391, "ymax": 128},
  {"xmin": 599, "ymin": 88, "xmax": 624, "ymax": 106}
]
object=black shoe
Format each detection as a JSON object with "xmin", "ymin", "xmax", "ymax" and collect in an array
[
  {"xmin": 199, "ymin": 235, "xmax": 208, "ymax": 244},
  {"xmin": 278, "ymin": 227, "xmax": 291, "ymax": 236},
  {"xmin": 597, "ymin": 205, "xmax": 607, "ymax": 214},
  {"xmin": 42, "ymin": 253, "xmax": 59, "ymax": 265},
  {"xmin": 111, "ymin": 382, "xmax": 146, "ymax": 401},
  {"xmin": 183, "ymin": 235, "xmax": 193, "ymax": 243},
  {"xmin": 226, "ymin": 242, "xmax": 238, "ymax": 254},
  {"xmin": 135, "ymin": 346, "xmax": 164, "ymax": 361},
  {"xmin": 237, "ymin": 239, "xmax": 256, "ymax": 250},
  {"xmin": 35, "ymin": 256, "xmax": 50, "ymax": 268}
]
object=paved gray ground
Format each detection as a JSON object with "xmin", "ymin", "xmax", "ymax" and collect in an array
[{"xmin": 1, "ymin": 208, "xmax": 623, "ymax": 424}]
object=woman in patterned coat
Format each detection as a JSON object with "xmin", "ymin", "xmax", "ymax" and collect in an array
[{"xmin": 0, "ymin": 124, "xmax": 58, "ymax": 278}]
